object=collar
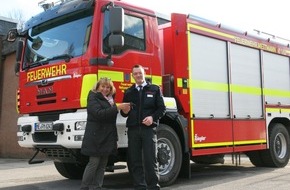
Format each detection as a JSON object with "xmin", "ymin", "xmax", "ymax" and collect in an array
[{"xmin": 135, "ymin": 82, "xmax": 147, "ymax": 89}]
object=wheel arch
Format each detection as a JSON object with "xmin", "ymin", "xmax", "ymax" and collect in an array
[
  {"xmin": 160, "ymin": 112, "xmax": 189, "ymax": 154},
  {"xmin": 268, "ymin": 117, "xmax": 290, "ymax": 142}
]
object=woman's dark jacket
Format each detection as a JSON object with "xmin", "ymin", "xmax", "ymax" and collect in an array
[
  {"xmin": 81, "ymin": 91, "xmax": 119, "ymax": 157},
  {"xmin": 121, "ymin": 82, "xmax": 166, "ymax": 128}
]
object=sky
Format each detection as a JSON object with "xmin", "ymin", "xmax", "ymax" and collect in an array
[{"xmin": 0, "ymin": 0, "xmax": 289, "ymax": 41}]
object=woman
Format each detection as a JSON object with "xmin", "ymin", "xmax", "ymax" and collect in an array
[{"xmin": 80, "ymin": 77, "xmax": 130, "ymax": 190}]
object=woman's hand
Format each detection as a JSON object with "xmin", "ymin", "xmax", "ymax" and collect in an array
[{"xmin": 117, "ymin": 103, "xmax": 131, "ymax": 113}]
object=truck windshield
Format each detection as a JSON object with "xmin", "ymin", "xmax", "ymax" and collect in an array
[{"xmin": 23, "ymin": 12, "xmax": 93, "ymax": 70}]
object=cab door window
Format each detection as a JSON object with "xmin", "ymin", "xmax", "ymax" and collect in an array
[{"xmin": 103, "ymin": 11, "xmax": 145, "ymax": 54}]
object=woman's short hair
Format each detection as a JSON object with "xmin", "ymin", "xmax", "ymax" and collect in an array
[{"xmin": 92, "ymin": 77, "xmax": 116, "ymax": 95}]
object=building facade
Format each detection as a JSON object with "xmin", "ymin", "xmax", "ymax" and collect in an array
[{"xmin": 0, "ymin": 16, "xmax": 34, "ymax": 158}]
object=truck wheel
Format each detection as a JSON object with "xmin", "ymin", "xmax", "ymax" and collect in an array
[
  {"xmin": 246, "ymin": 151, "xmax": 265, "ymax": 167},
  {"xmin": 261, "ymin": 123, "xmax": 290, "ymax": 167},
  {"xmin": 54, "ymin": 162, "xmax": 85, "ymax": 179},
  {"xmin": 157, "ymin": 124, "xmax": 182, "ymax": 186}
]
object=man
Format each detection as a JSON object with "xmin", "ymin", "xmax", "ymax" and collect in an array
[{"xmin": 121, "ymin": 64, "xmax": 166, "ymax": 190}]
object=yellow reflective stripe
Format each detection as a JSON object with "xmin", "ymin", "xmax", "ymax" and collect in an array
[
  {"xmin": 192, "ymin": 140, "xmax": 266, "ymax": 148},
  {"xmin": 192, "ymin": 141, "xmax": 233, "ymax": 148},
  {"xmin": 266, "ymin": 108, "xmax": 290, "ymax": 113},
  {"xmin": 191, "ymin": 80, "xmax": 262, "ymax": 95},
  {"xmin": 191, "ymin": 80, "xmax": 228, "ymax": 92},
  {"xmin": 98, "ymin": 70, "xmax": 162, "ymax": 85},
  {"xmin": 188, "ymin": 32, "xmax": 195, "ymax": 146},
  {"xmin": 98, "ymin": 70, "xmax": 123, "ymax": 82},
  {"xmin": 151, "ymin": 75, "xmax": 162, "ymax": 86},
  {"xmin": 187, "ymin": 23, "xmax": 235, "ymax": 40},
  {"xmin": 164, "ymin": 101, "xmax": 175, "ymax": 108},
  {"xmin": 191, "ymin": 120, "xmax": 195, "ymax": 146},
  {"xmin": 234, "ymin": 140, "xmax": 266, "ymax": 145},
  {"xmin": 80, "ymin": 74, "xmax": 97, "ymax": 107},
  {"xmin": 180, "ymin": 79, "xmax": 290, "ymax": 97},
  {"xmin": 281, "ymin": 108, "xmax": 290, "ymax": 113},
  {"xmin": 177, "ymin": 78, "xmax": 183, "ymax": 87},
  {"xmin": 263, "ymin": 88, "xmax": 290, "ymax": 97},
  {"xmin": 266, "ymin": 108, "xmax": 280, "ymax": 113},
  {"xmin": 230, "ymin": 84, "xmax": 262, "ymax": 95}
]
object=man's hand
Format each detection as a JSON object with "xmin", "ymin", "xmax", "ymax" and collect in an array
[{"xmin": 142, "ymin": 116, "xmax": 153, "ymax": 126}]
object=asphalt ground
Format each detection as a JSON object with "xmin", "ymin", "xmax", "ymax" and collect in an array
[{"xmin": 0, "ymin": 155, "xmax": 290, "ymax": 190}]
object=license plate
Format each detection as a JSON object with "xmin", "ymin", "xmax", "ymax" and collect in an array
[{"xmin": 35, "ymin": 122, "xmax": 53, "ymax": 131}]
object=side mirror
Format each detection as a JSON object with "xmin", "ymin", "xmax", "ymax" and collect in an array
[
  {"xmin": 108, "ymin": 7, "xmax": 124, "ymax": 49},
  {"xmin": 16, "ymin": 41, "xmax": 23, "ymax": 62},
  {"xmin": 15, "ymin": 40, "xmax": 24, "ymax": 76},
  {"xmin": 109, "ymin": 34, "xmax": 124, "ymax": 48},
  {"xmin": 32, "ymin": 36, "xmax": 43, "ymax": 50},
  {"xmin": 6, "ymin": 29, "xmax": 18, "ymax": 42},
  {"xmin": 109, "ymin": 7, "xmax": 124, "ymax": 34}
]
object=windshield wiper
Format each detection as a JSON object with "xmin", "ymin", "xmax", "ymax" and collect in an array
[
  {"xmin": 25, "ymin": 59, "xmax": 49, "ymax": 70},
  {"xmin": 25, "ymin": 54, "xmax": 73, "ymax": 71},
  {"xmin": 49, "ymin": 54, "xmax": 73, "ymax": 63}
]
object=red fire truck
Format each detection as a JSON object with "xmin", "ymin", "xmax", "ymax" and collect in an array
[{"xmin": 7, "ymin": 0, "xmax": 290, "ymax": 186}]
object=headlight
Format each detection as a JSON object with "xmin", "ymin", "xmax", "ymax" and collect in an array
[
  {"xmin": 75, "ymin": 121, "xmax": 86, "ymax": 130},
  {"xmin": 74, "ymin": 135, "xmax": 84, "ymax": 141}
]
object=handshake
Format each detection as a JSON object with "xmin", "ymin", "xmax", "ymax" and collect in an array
[{"xmin": 117, "ymin": 102, "xmax": 134, "ymax": 114}]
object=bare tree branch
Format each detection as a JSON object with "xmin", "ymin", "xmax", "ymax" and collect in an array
[{"xmin": 6, "ymin": 9, "xmax": 25, "ymax": 30}]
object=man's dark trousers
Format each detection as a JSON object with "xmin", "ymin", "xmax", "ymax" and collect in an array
[{"xmin": 127, "ymin": 126, "xmax": 160, "ymax": 190}]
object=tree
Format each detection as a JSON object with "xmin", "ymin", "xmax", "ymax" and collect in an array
[{"xmin": 6, "ymin": 9, "xmax": 25, "ymax": 30}]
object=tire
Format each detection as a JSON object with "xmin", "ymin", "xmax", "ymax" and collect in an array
[
  {"xmin": 157, "ymin": 124, "xmax": 182, "ymax": 186},
  {"xmin": 246, "ymin": 151, "xmax": 265, "ymax": 167},
  {"xmin": 261, "ymin": 123, "xmax": 290, "ymax": 167},
  {"xmin": 54, "ymin": 162, "xmax": 85, "ymax": 179}
]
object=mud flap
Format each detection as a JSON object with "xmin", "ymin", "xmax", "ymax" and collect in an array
[{"xmin": 178, "ymin": 151, "xmax": 191, "ymax": 179}]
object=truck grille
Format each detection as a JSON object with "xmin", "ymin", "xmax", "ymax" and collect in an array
[
  {"xmin": 32, "ymin": 132, "xmax": 57, "ymax": 142},
  {"xmin": 45, "ymin": 148, "xmax": 79, "ymax": 163},
  {"xmin": 36, "ymin": 93, "xmax": 57, "ymax": 105},
  {"xmin": 46, "ymin": 148, "xmax": 71, "ymax": 158}
]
